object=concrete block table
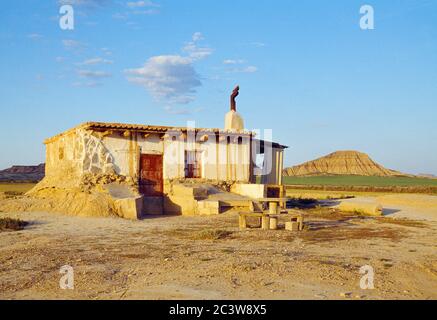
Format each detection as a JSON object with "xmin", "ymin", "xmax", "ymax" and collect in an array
[
  {"xmin": 239, "ymin": 212, "xmax": 304, "ymax": 231},
  {"xmin": 256, "ymin": 198, "xmax": 291, "ymax": 214},
  {"xmin": 239, "ymin": 213, "xmax": 270, "ymax": 230}
]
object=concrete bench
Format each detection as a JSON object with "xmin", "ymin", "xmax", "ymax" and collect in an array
[
  {"xmin": 239, "ymin": 212, "xmax": 270, "ymax": 230},
  {"xmin": 256, "ymin": 197, "xmax": 291, "ymax": 214},
  {"xmin": 286, "ymin": 214, "xmax": 304, "ymax": 231},
  {"xmin": 239, "ymin": 212, "xmax": 304, "ymax": 231},
  {"xmin": 272, "ymin": 213, "xmax": 304, "ymax": 231}
]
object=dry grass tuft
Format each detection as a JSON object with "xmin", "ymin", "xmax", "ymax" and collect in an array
[
  {"xmin": 190, "ymin": 229, "xmax": 234, "ymax": 241},
  {"xmin": 304, "ymin": 206, "xmax": 366, "ymax": 221},
  {"xmin": 298, "ymin": 226, "xmax": 406, "ymax": 244},
  {"xmin": 0, "ymin": 218, "xmax": 28, "ymax": 231},
  {"xmin": 162, "ymin": 228, "xmax": 234, "ymax": 241},
  {"xmin": 375, "ymin": 217, "xmax": 427, "ymax": 229}
]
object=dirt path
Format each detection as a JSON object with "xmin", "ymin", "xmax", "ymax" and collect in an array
[
  {"xmin": 335, "ymin": 194, "xmax": 437, "ymax": 222},
  {"xmin": 0, "ymin": 208, "xmax": 436, "ymax": 300}
]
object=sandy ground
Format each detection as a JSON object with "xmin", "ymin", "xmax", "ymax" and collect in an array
[
  {"xmin": 0, "ymin": 194, "xmax": 436, "ymax": 300},
  {"xmin": 337, "ymin": 194, "xmax": 437, "ymax": 222}
]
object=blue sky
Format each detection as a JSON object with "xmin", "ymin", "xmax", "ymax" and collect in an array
[{"xmin": 0, "ymin": 0, "xmax": 436, "ymax": 174}]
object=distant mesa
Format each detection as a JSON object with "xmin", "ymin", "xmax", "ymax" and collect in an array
[
  {"xmin": 283, "ymin": 151, "xmax": 408, "ymax": 177},
  {"xmin": 0, "ymin": 164, "xmax": 45, "ymax": 182}
]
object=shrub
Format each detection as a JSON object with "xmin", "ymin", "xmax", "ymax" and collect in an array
[
  {"xmin": 0, "ymin": 218, "xmax": 28, "ymax": 231},
  {"xmin": 191, "ymin": 229, "xmax": 233, "ymax": 240}
]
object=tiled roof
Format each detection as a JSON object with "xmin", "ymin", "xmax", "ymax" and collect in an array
[
  {"xmin": 44, "ymin": 121, "xmax": 256, "ymax": 144},
  {"xmin": 44, "ymin": 122, "xmax": 288, "ymax": 148}
]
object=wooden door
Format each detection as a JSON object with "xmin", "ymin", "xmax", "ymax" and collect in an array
[{"xmin": 139, "ymin": 154, "xmax": 163, "ymax": 196}]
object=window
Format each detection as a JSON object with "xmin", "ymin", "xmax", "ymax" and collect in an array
[{"xmin": 185, "ymin": 151, "xmax": 202, "ymax": 178}]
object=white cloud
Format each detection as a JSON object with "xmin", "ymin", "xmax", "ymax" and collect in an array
[
  {"xmin": 251, "ymin": 42, "xmax": 266, "ymax": 47},
  {"xmin": 182, "ymin": 32, "xmax": 213, "ymax": 61},
  {"xmin": 112, "ymin": 12, "xmax": 128, "ymax": 19},
  {"xmin": 78, "ymin": 70, "xmax": 112, "ymax": 78},
  {"xmin": 28, "ymin": 33, "xmax": 43, "ymax": 40},
  {"xmin": 131, "ymin": 9, "xmax": 159, "ymax": 15},
  {"xmin": 101, "ymin": 47, "xmax": 112, "ymax": 55},
  {"xmin": 223, "ymin": 59, "xmax": 245, "ymax": 65},
  {"xmin": 125, "ymin": 55, "xmax": 201, "ymax": 104},
  {"xmin": 113, "ymin": 1, "xmax": 159, "ymax": 20},
  {"xmin": 229, "ymin": 66, "xmax": 258, "ymax": 73},
  {"xmin": 183, "ymin": 44, "xmax": 213, "ymax": 61},
  {"xmin": 77, "ymin": 57, "xmax": 114, "ymax": 65},
  {"xmin": 125, "ymin": 33, "xmax": 212, "ymax": 104},
  {"xmin": 242, "ymin": 66, "xmax": 258, "ymax": 73},
  {"xmin": 192, "ymin": 32, "xmax": 204, "ymax": 42},
  {"xmin": 126, "ymin": 0, "xmax": 158, "ymax": 8},
  {"xmin": 62, "ymin": 39, "xmax": 85, "ymax": 50},
  {"xmin": 73, "ymin": 64, "xmax": 112, "ymax": 87},
  {"xmin": 223, "ymin": 58, "xmax": 258, "ymax": 73},
  {"xmin": 58, "ymin": 0, "xmax": 111, "ymax": 7}
]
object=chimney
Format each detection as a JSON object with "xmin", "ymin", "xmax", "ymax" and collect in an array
[{"xmin": 225, "ymin": 85, "xmax": 244, "ymax": 130}]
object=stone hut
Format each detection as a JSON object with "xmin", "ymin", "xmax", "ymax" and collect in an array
[{"xmin": 38, "ymin": 89, "xmax": 287, "ymax": 218}]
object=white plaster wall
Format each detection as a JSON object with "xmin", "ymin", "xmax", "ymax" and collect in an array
[
  {"xmin": 216, "ymin": 137, "xmax": 251, "ymax": 182},
  {"xmin": 63, "ymin": 130, "xmax": 254, "ymax": 183},
  {"xmin": 162, "ymin": 133, "xmax": 251, "ymax": 182},
  {"xmin": 163, "ymin": 136, "xmax": 184, "ymax": 180},
  {"xmin": 261, "ymin": 148, "xmax": 283, "ymax": 185},
  {"xmin": 138, "ymin": 133, "xmax": 163, "ymax": 154},
  {"xmin": 101, "ymin": 134, "xmax": 135, "ymax": 176},
  {"xmin": 102, "ymin": 132, "xmax": 164, "ymax": 177}
]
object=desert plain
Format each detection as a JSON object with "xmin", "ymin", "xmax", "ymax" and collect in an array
[{"xmin": 0, "ymin": 184, "xmax": 436, "ymax": 300}]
